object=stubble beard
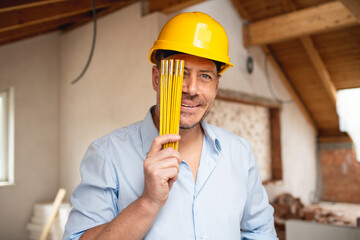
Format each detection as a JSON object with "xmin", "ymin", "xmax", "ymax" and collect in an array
[{"xmin": 179, "ymin": 99, "xmax": 215, "ymax": 130}]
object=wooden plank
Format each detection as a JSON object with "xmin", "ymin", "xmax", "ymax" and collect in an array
[
  {"xmin": 0, "ymin": 0, "xmax": 53, "ymax": 9},
  {"xmin": 233, "ymin": 0, "xmax": 317, "ymax": 133},
  {"xmin": 270, "ymin": 108, "xmax": 282, "ymax": 180},
  {"xmin": 0, "ymin": 0, "xmax": 66, "ymax": 13},
  {"xmin": 0, "ymin": 9, "xmax": 92, "ymax": 34},
  {"xmin": 216, "ymin": 88, "xmax": 281, "ymax": 109},
  {"xmin": 143, "ymin": 0, "xmax": 208, "ymax": 15},
  {"xmin": 245, "ymin": 1, "xmax": 359, "ymax": 46},
  {"xmin": 262, "ymin": 46, "xmax": 318, "ymax": 132},
  {"xmin": 39, "ymin": 189, "xmax": 66, "ymax": 240},
  {"xmin": 301, "ymin": 36, "xmax": 338, "ymax": 106},
  {"xmin": 0, "ymin": 12, "xmax": 84, "ymax": 46},
  {"xmin": 319, "ymin": 134, "xmax": 352, "ymax": 143},
  {"xmin": 231, "ymin": 0, "xmax": 252, "ymax": 21},
  {"xmin": 278, "ymin": 0, "xmax": 340, "ymax": 130},
  {"xmin": 340, "ymin": 0, "xmax": 360, "ymax": 22},
  {"xmin": 0, "ymin": 0, "xmax": 132, "ymax": 32},
  {"xmin": 61, "ymin": 1, "xmax": 134, "ymax": 32}
]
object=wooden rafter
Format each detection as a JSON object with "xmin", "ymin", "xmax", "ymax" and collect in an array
[
  {"xmin": 340, "ymin": 0, "xmax": 360, "ymax": 22},
  {"xmin": 0, "ymin": 0, "xmax": 137, "ymax": 46},
  {"xmin": 142, "ymin": 0, "xmax": 208, "ymax": 15},
  {"xmin": 0, "ymin": 0, "xmax": 128, "ymax": 33},
  {"xmin": 0, "ymin": 0, "xmax": 209, "ymax": 46},
  {"xmin": 231, "ymin": 0, "xmax": 318, "ymax": 131},
  {"xmin": 281, "ymin": 0, "xmax": 338, "ymax": 108},
  {"xmin": 231, "ymin": 0, "xmax": 251, "ymax": 20},
  {"xmin": 0, "ymin": 0, "xmax": 66, "ymax": 13},
  {"xmin": 244, "ymin": 1, "xmax": 359, "ymax": 46},
  {"xmin": 262, "ymin": 46, "xmax": 318, "ymax": 132},
  {"xmin": 301, "ymin": 37, "xmax": 338, "ymax": 106}
]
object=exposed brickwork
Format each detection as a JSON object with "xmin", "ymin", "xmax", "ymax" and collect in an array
[{"xmin": 320, "ymin": 144, "xmax": 360, "ymax": 203}]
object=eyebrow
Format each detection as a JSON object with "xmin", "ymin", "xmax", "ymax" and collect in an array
[{"xmin": 184, "ymin": 67, "xmax": 217, "ymax": 76}]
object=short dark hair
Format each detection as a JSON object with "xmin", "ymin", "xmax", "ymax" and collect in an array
[{"xmin": 155, "ymin": 50, "xmax": 223, "ymax": 74}]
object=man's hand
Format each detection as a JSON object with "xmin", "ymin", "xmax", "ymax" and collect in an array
[{"xmin": 141, "ymin": 134, "xmax": 182, "ymax": 208}]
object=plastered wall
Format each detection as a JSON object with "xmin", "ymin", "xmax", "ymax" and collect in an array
[
  {"xmin": 59, "ymin": 3, "xmax": 159, "ymax": 194},
  {"xmin": 0, "ymin": 33, "xmax": 60, "ymax": 240}
]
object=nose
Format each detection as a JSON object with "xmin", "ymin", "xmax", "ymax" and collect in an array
[{"xmin": 182, "ymin": 73, "xmax": 198, "ymax": 96}]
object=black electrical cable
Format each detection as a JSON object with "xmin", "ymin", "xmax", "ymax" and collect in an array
[
  {"xmin": 264, "ymin": 52, "xmax": 294, "ymax": 104},
  {"xmin": 71, "ymin": 0, "xmax": 97, "ymax": 85}
]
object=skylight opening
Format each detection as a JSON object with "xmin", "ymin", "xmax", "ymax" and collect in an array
[{"xmin": 337, "ymin": 88, "xmax": 360, "ymax": 162}]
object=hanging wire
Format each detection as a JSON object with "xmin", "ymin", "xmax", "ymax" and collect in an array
[
  {"xmin": 71, "ymin": 0, "xmax": 97, "ymax": 85},
  {"xmin": 264, "ymin": 52, "xmax": 294, "ymax": 104}
]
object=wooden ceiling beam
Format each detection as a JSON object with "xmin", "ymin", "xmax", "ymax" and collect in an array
[
  {"xmin": 301, "ymin": 36, "xmax": 338, "ymax": 107},
  {"xmin": 0, "ymin": 0, "xmax": 66, "ymax": 13},
  {"xmin": 231, "ymin": 0, "xmax": 252, "ymax": 20},
  {"xmin": 244, "ymin": 1, "xmax": 359, "ymax": 47},
  {"xmin": 0, "ymin": 0, "xmax": 132, "ymax": 33},
  {"xmin": 340, "ymin": 0, "xmax": 360, "ymax": 22},
  {"xmin": 280, "ymin": 0, "xmax": 338, "ymax": 108},
  {"xmin": 142, "ymin": 0, "xmax": 208, "ymax": 15},
  {"xmin": 61, "ymin": 2, "xmax": 133, "ymax": 31},
  {"xmin": 0, "ymin": 13, "xmax": 89, "ymax": 46},
  {"xmin": 231, "ymin": 0, "xmax": 318, "ymax": 131},
  {"xmin": 262, "ymin": 46, "xmax": 318, "ymax": 132},
  {"xmin": 318, "ymin": 134, "xmax": 352, "ymax": 143}
]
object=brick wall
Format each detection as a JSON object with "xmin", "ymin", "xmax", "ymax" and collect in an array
[{"xmin": 320, "ymin": 143, "xmax": 360, "ymax": 203}]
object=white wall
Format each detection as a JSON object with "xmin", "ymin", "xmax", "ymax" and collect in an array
[
  {"xmin": 0, "ymin": 33, "xmax": 60, "ymax": 240},
  {"xmin": 59, "ymin": 3, "xmax": 159, "ymax": 195}
]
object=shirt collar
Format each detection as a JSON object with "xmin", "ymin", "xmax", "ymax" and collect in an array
[
  {"xmin": 140, "ymin": 106, "xmax": 159, "ymax": 156},
  {"xmin": 201, "ymin": 120, "xmax": 222, "ymax": 153},
  {"xmin": 140, "ymin": 106, "xmax": 222, "ymax": 156}
]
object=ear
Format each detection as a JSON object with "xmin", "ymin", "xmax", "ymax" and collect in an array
[
  {"xmin": 215, "ymin": 75, "xmax": 221, "ymax": 93},
  {"xmin": 152, "ymin": 65, "xmax": 160, "ymax": 91}
]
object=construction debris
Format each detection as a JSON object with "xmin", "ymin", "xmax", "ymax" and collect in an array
[
  {"xmin": 272, "ymin": 193, "xmax": 353, "ymax": 226},
  {"xmin": 271, "ymin": 193, "xmax": 355, "ymax": 240}
]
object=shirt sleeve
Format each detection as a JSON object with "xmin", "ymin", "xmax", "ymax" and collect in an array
[
  {"xmin": 62, "ymin": 142, "xmax": 119, "ymax": 240},
  {"xmin": 240, "ymin": 146, "xmax": 278, "ymax": 240}
]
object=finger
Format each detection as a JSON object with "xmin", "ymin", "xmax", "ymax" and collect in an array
[
  {"xmin": 168, "ymin": 170, "xmax": 179, "ymax": 190},
  {"xmin": 155, "ymin": 157, "xmax": 180, "ymax": 171},
  {"xmin": 148, "ymin": 134, "xmax": 181, "ymax": 153},
  {"xmin": 148, "ymin": 147, "xmax": 183, "ymax": 164},
  {"xmin": 161, "ymin": 167, "xmax": 180, "ymax": 185},
  {"xmin": 144, "ymin": 157, "xmax": 180, "ymax": 181}
]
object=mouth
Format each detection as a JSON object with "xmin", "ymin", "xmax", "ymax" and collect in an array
[{"xmin": 181, "ymin": 103, "xmax": 199, "ymax": 108}]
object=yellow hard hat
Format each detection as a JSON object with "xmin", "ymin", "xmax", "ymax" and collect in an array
[{"xmin": 149, "ymin": 12, "xmax": 233, "ymax": 74}]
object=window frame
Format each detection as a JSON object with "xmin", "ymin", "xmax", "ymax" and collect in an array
[
  {"xmin": 215, "ymin": 89, "xmax": 283, "ymax": 183},
  {"xmin": 0, "ymin": 87, "xmax": 15, "ymax": 187}
]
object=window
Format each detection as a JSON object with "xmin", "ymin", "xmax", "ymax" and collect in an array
[
  {"xmin": 0, "ymin": 87, "xmax": 14, "ymax": 186},
  {"xmin": 337, "ymin": 88, "xmax": 360, "ymax": 162}
]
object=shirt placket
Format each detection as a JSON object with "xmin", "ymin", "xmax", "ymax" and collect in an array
[{"xmin": 192, "ymin": 137, "xmax": 219, "ymax": 240}]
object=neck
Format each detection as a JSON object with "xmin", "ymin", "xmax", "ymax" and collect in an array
[{"xmin": 178, "ymin": 124, "xmax": 204, "ymax": 151}]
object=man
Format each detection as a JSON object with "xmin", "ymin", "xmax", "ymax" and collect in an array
[{"xmin": 63, "ymin": 12, "xmax": 278, "ymax": 240}]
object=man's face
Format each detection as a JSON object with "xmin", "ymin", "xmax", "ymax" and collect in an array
[{"xmin": 152, "ymin": 53, "xmax": 221, "ymax": 130}]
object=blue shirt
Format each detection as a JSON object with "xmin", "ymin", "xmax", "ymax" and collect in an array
[{"xmin": 63, "ymin": 107, "xmax": 278, "ymax": 240}]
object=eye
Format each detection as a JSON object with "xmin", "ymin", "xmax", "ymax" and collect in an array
[{"xmin": 201, "ymin": 74, "xmax": 212, "ymax": 80}]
